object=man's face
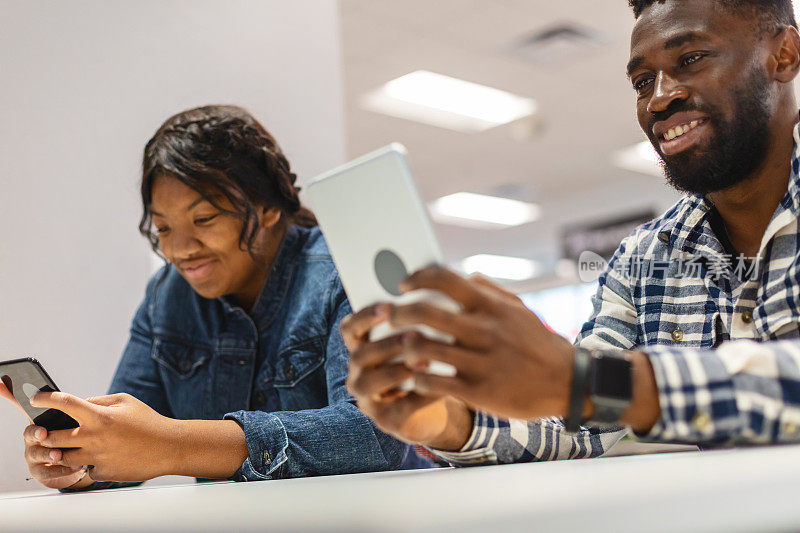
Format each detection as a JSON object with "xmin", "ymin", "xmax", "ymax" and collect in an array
[{"xmin": 628, "ymin": 0, "xmax": 775, "ymax": 195}]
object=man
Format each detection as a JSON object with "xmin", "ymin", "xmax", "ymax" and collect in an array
[{"xmin": 342, "ymin": 0, "xmax": 800, "ymax": 466}]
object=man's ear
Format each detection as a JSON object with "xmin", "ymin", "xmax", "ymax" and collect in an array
[
  {"xmin": 260, "ymin": 207, "xmax": 282, "ymax": 229},
  {"xmin": 772, "ymin": 26, "xmax": 800, "ymax": 83}
]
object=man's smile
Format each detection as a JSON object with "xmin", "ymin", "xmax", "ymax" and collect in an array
[{"xmin": 653, "ymin": 112, "xmax": 711, "ymax": 156}]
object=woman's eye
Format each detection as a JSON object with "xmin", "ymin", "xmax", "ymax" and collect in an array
[
  {"xmin": 156, "ymin": 226, "xmax": 170, "ymax": 234},
  {"xmin": 633, "ymin": 77, "xmax": 653, "ymax": 93},
  {"xmin": 194, "ymin": 215, "xmax": 218, "ymax": 225}
]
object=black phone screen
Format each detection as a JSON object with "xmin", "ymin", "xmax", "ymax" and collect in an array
[{"xmin": 0, "ymin": 358, "xmax": 79, "ymax": 431}]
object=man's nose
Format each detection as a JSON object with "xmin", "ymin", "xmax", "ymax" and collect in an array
[{"xmin": 647, "ymin": 71, "xmax": 689, "ymax": 114}]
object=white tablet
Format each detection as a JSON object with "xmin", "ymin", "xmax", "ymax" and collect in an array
[
  {"xmin": 307, "ymin": 143, "xmax": 446, "ymax": 311},
  {"xmin": 307, "ymin": 143, "xmax": 458, "ymax": 380}
]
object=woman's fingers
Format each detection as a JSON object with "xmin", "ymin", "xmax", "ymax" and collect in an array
[
  {"xmin": 22, "ymin": 425, "xmax": 46, "ymax": 446},
  {"xmin": 25, "ymin": 443, "xmax": 62, "ymax": 464},
  {"xmin": 30, "ymin": 391, "xmax": 96, "ymax": 425},
  {"xmin": 29, "ymin": 463, "xmax": 83, "ymax": 481}
]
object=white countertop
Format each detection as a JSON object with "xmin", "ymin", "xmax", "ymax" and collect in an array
[{"xmin": 1, "ymin": 445, "xmax": 798, "ymax": 532}]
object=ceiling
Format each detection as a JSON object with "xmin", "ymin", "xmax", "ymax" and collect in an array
[{"xmin": 338, "ymin": 0, "xmax": 684, "ymax": 291}]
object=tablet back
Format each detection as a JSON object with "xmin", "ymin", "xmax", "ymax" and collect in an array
[{"xmin": 307, "ymin": 143, "xmax": 443, "ymax": 311}]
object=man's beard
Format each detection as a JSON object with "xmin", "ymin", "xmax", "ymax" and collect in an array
[{"xmin": 648, "ymin": 67, "xmax": 773, "ymax": 195}]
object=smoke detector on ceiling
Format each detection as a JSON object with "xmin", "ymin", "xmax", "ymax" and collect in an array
[{"xmin": 506, "ymin": 23, "xmax": 608, "ymax": 65}]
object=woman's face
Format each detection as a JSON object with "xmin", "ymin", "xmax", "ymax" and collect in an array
[{"xmin": 150, "ymin": 175, "xmax": 282, "ymax": 308}]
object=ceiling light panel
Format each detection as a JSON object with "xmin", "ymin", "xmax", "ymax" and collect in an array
[
  {"xmin": 361, "ymin": 70, "xmax": 537, "ymax": 132},
  {"xmin": 429, "ymin": 192, "xmax": 541, "ymax": 228},
  {"xmin": 462, "ymin": 254, "xmax": 539, "ymax": 281}
]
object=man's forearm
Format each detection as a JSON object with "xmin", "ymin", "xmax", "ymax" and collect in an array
[{"xmin": 619, "ymin": 351, "xmax": 661, "ymax": 433}]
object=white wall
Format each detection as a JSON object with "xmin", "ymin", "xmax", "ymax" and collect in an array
[{"xmin": 0, "ymin": 0, "xmax": 344, "ymax": 493}]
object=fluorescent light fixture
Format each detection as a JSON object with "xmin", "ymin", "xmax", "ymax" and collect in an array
[
  {"xmin": 612, "ymin": 140, "xmax": 664, "ymax": 177},
  {"xmin": 429, "ymin": 192, "xmax": 541, "ymax": 228},
  {"xmin": 361, "ymin": 70, "xmax": 537, "ymax": 132},
  {"xmin": 462, "ymin": 254, "xmax": 539, "ymax": 281}
]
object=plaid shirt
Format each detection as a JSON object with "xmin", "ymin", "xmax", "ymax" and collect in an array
[{"xmin": 433, "ymin": 124, "xmax": 800, "ymax": 467}]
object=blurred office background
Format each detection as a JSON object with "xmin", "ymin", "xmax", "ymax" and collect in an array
[{"xmin": 1, "ymin": 0, "xmax": 798, "ymax": 493}]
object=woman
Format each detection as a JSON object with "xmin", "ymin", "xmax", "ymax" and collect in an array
[{"xmin": 22, "ymin": 105, "xmax": 414, "ymax": 490}]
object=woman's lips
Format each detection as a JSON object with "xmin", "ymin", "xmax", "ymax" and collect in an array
[
  {"xmin": 181, "ymin": 260, "xmax": 217, "ymax": 281},
  {"xmin": 658, "ymin": 119, "xmax": 710, "ymax": 156}
]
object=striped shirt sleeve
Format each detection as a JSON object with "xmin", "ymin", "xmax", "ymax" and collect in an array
[
  {"xmin": 429, "ymin": 413, "xmax": 627, "ymax": 467},
  {"xmin": 639, "ymin": 340, "xmax": 800, "ymax": 444}
]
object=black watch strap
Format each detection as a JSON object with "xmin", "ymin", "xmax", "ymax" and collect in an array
[{"xmin": 565, "ymin": 347, "xmax": 591, "ymax": 433}]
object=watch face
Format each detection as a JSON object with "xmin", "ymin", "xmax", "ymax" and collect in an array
[{"xmin": 593, "ymin": 354, "xmax": 632, "ymax": 400}]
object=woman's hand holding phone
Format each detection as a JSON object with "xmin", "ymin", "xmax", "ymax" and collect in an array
[
  {"xmin": 25, "ymin": 391, "xmax": 179, "ymax": 484},
  {"xmin": 23, "ymin": 425, "xmax": 87, "ymax": 489}
]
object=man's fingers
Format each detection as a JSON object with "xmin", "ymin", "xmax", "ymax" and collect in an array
[
  {"xmin": 340, "ymin": 304, "xmax": 391, "ymax": 350},
  {"xmin": 401, "ymin": 333, "xmax": 482, "ymax": 373},
  {"xmin": 23, "ymin": 425, "xmax": 46, "ymax": 446},
  {"xmin": 401, "ymin": 266, "xmax": 487, "ymax": 310},
  {"xmin": 348, "ymin": 363, "xmax": 413, "ymax": 400},
  {"xmin": 412, "ymin": 373, "xmax": 470, "ymax": 400},
  {"xmin": 30, "ymin": 463, "xmax": 83, "ymax": 481},
  {"xmin": 349, "ymin": 333, "xmax": 405, "ymax": 369},
  {"xmin": 41, "ymin": 426, "xmax": 83, "ymax": 449},
  {"xmin": 469, "ymin": 273, "xmax": 520, "ymax": 302},
  {"xmin": 30, "ymin": 391, "xmax": 96, "ymax": 424},
  {"xmin": 389, "ymin": 303, "xmax": 492, "ymax": 350}
]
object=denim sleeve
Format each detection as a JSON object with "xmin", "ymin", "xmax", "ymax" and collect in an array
[
  {"xmin": 224, "ymin": 275, "xmax": 408, "ymax": 480},
  {"xmin": 61, "ymin": 270, "xmax": 169, "ymax": 493}
]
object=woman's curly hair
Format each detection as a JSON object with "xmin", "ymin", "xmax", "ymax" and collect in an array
[{"xmin": 139, "ymin": 104, "xmax": 316, "ymax": 254}]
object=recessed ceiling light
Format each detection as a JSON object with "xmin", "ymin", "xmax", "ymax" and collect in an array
[
  {"xmin": 361, "ymin": 70, "xmax": 537, "ymax": 132},
  {"xmin": 429, "ymin": 192, "xmax": 541, "ymax": 228},
  {"xmin": 612, "ymin": 140, "xmax": 663, "ymax": 177},
  {"xmin": 462, "ymin": 254, "xmax": 539, "ymax": 281}
]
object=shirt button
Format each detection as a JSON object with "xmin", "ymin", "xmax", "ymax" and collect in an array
[
  {"xmin": 742, "ymin": 310, "xmax": 754, "ymax": 324},
  {"xmin": 692, "ymin": 411, "xmax": 712, "ymax": 432},
  {"xmin": 255, "ymin": 392, "xmax": 266, "ymax": 407},
  {"xmin": 263, "ymin": 451, "xmax": 271, "ymax": 466},
  {"xmin": 179, "ymin": 360, "xmax": 192, "ymax": 373},
  {"xmin": 671, "ymin": 329, "xmax": 684, "ymax": 342},
  {"xmin": 783, "ymin": 421, "xmax": 799, "ymax": 435},
  {"xmin": 284, "ymin": 363, "xmax": 296, "ymax": 381}
]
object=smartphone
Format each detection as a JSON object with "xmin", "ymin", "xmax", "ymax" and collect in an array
[
  {"xmin": 0, "ymin": 357, "xmax": 79, "ymax": 431},
  {"xmin": 307, "ymin": 143, "xmax": 458, "ymax": 382}
]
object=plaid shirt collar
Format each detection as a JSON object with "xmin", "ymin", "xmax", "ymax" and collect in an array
[{"xmin": 657, "ymin": 121, "xmax": 800, "ymax": 258}]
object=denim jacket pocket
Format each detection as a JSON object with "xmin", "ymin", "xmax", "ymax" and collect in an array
[
  {"xmin": 273, "ymin": 336, "xmax": 325, "ymax": 388},
  {"xmin": 151, "ymin": 337, "xmax": 211, "ymax": 380}
]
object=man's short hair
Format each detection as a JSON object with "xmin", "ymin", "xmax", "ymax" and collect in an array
[{"xmin": 628, "ymin": 0, "xmax": 798, "ymax": 34}]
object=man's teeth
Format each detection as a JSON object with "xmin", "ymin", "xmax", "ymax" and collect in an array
[{"xmin": 664, "ymin": 120, "xmax": 700, "ymax": 141}]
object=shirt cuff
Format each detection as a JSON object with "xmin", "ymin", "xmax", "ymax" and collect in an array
[
  {"xmin": 224, "ymin": 410, "xmax": 289, "ymax": 481},
  {"xmin": 637, "ymin": 344, "xmax": 739, "ymax": 444},
  {"xmin": 426, "ymin": 411, "xmax": 499, "ymax": 466}
]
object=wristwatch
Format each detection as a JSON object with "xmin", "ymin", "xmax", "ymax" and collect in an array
[{"xmin": 586, "ymin": 349, "xmax": 633, "ymax": 427}]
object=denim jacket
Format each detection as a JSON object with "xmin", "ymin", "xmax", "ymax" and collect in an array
[{"xmin": 105, "ymin": 225, "xmax": 409, "ymax": 481}]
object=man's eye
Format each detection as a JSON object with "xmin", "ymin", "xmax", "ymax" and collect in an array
[
  {"xmin": 194, "ymin": 215, "xmax": 218, "ymax": 225},
  {"xmin": 681, "ymin": 53, "xmax": 705, "ymax": 67}
]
